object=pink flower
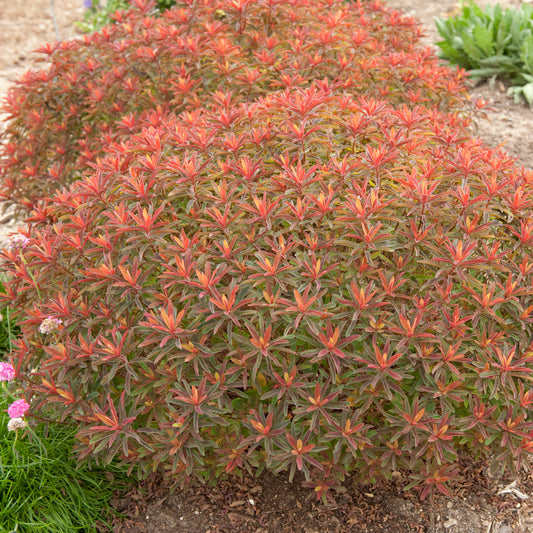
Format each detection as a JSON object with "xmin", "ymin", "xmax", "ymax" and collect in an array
[
  {"xmin": 0, "ymin": 362, "xmax": 15, "ymax": 382},
  {"xmin": 8, "ymin": 399, "xmax": 30, "ymax": 419},
  {"xmin": 6, "ymin": 234, "xmax": 30, "ymax": 250}
]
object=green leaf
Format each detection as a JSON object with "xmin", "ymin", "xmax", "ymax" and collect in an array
[
  {"xmin": 460, "ymin": 31, "xmax": 485, "ymax": 63},
  {"xmin": 495, "ymin": 11, "xmax": 514, "ymax": 52},
  {"xmin": 434, "ymin": 16, "xmax": 453, "ymax": 40},
  {"xmin": 468, "ymin": 67, "xmax": 504, "ymax": 80},
  {"xmin": 436, "ymin": 40, "xmax": 472, "ymax": 69},
  {"xmin": 520, "ymin": 35, "xmax": 533, "ymax": 75},
  {"xmin": 521, "ymin": 82, "xmax": 533, "ymax": 105},
  {"xmin": 478, "ymin": 54, "xmax": 520, "ymax": 67},
  {"xmin": 472, "ymin": 23, "xmax": 495, "ymax": 56},
  {"xmin": 508, "ymin": 81, "xmax": 533, "ymax": 105}
]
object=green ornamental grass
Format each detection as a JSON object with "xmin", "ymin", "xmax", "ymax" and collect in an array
[{"xmin": 0, "ymin": 394, "xmax": 131, "ymax": 533}]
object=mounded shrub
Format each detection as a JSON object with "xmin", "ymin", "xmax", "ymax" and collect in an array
[
  {"xmin": 0, "ymin": 0, "xmax": 471, "ymax": 211},
  {"xmin": 2, "ymin": 80, "xmax": 533, "ymax": 500}
]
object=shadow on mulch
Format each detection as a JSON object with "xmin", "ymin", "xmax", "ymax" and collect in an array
[{"xmin": 110, "ymin": 455, "xmax": 533, "ymax": 533}]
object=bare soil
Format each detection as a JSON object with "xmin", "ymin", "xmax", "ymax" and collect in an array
[
  {"xmin": 1, "ymin": 1, "xmax": 533, "ymax": 532},
  {"xmin": 111, "ymin": 462, "xmax": 533, "ymax": 533}
]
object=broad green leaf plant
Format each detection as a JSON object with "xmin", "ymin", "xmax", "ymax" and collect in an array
[{"xmin": 435, "ymin": 0, "xmax": 533, "ymax": 105}]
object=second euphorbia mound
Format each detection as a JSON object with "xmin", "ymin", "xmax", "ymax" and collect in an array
[{"xmin": 0, "ymin": 0, "xmax": 470, "ymax": 210}]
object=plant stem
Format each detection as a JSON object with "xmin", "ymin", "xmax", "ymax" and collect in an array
[
  {"xmin": 6, "ymin": 306, "xmax": 12, "ymax": 354},
  {"xmin": 49, "ymin": 0, "xmax": 61, "ymax": 41}
]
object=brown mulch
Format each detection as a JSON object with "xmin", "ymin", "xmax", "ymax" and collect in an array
[{"xmin": 109, "ymin": 454, "xmax": 533, "ymax": 533}]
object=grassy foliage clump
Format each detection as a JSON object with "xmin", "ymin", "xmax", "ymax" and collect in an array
[
  {"xmin": 0, "ymin": 397, "xmax": 130, "ymax": 533},
  {"xmin": 0, "ymin": 283, "xmax": 129, "ymax": 532}
]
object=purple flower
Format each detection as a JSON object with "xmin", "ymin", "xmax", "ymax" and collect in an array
[
  {"xmin": 0, "ymin": 362, "xmax": 15, "ymax": 382},
  {"xmin": 8, "ymin": 399, "xmax": 30, "ymax": 419}
]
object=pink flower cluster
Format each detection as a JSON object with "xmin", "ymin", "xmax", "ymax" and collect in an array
[
  {"xmin": 6, "ymin": 234, "xmax": 30, "ymax": 250},
  {"xmin": 1, "ymin": 362, "xmax": 30, "ymax": 429},
  {"xmin": 7, "ymin": 399, "xmax": 30, "ymax": 419},
  {"xmin": 0, "ymin": 362, "xmax": 15, "ymax": 382}
]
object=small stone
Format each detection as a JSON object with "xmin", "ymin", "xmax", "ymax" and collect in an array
[
  {"xmin": 446, "ymin": 501, "xmax": 453, "ymax": 509},
  {"xmin": 444, "ymin": 518, "xmax": 458, "ymax": 528},
  {"xmin": 498, "ymin": 526, "xmax": 513, "ymax": 533}
]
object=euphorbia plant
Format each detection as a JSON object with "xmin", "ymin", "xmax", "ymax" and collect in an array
[
  {"xmin": 0, "ymin": 0, "xmax": 472, "ymax": 211},
  {"xmin": 2, "ymin": 81, "xmax": 533, "ymax": 501}
]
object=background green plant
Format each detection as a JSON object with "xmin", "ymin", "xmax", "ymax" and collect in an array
[{"xmin": 435, "ymin": 0, "xmax": 533, "ymax": 104}]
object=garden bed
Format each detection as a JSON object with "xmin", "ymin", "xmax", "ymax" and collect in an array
[{"xmin": 1, "ymin": 1, "xmax": 533, "ymax": 533}]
